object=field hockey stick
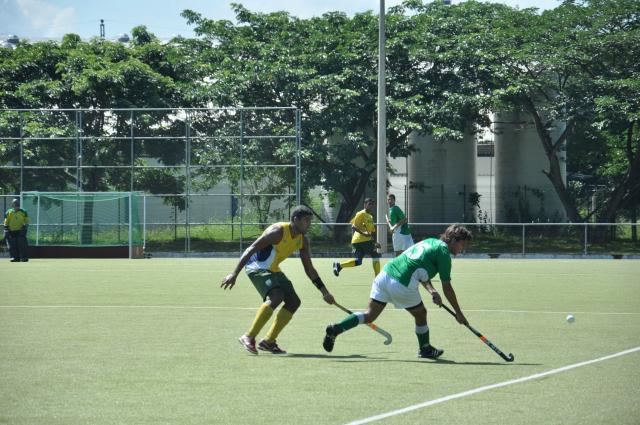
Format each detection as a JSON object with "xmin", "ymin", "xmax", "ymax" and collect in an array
[
  {"xmin": 333, "ymin": 301, "xmax": 392, "ymax": 345},
  {"xmin": 440, "ymin": 303, "xmax": 514, "ymax": 362}
]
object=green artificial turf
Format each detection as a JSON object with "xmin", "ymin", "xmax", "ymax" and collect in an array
[{"xmin": 1, "ymin": 258, "xmax": 639, "ymax": 424}]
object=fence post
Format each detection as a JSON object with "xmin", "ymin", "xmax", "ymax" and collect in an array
[
  {"xmin": 128, "ymin": 192, "xmax": 133, "ymax": 259},
  {"xmin": 78, "ymin": 111, "xmax": 83, "ymax": 192},
  {"xmin": 130, "ymin": 110, "xmax": 135, "ymax": 192},
  {"xmin": 522, "ymin": 224, "xmax": 525, "ymax": 256},
  {"xmin": 143, "ymin": 193, "xmax": 146, "ymax": 251},
  {"xmin": 296, "ymin": 108, "xmax": 301, "ymax": 206},
  {"xmin": 19, "ymin": 112, "xmax": 24, "ymax": 193},
  {"xmin": 36, "ymin": 193, "xmax": 40, "ymax": 246},
  {"xmin": 185, "ymin": 109, "xmax": 191, "ymax": 254},
  {"xmin": 239, "ymin": 109, "xmax": 245, "ymax": 253},
  {"xmin": 584, "ymin": 223, "xmax": 588, "ymax": 255}
]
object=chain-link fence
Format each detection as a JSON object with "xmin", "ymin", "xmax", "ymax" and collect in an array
[
  {"xmin": 303, "ymin": 222, "xmax": 639, "ymax": 257},
  {"xmin": 1, "ymin": 107, "xmax": 301, "ymax": 253}
]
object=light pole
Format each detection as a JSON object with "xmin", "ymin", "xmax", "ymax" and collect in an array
[{"xmin": 376, "ymin": 0, "xmax": 388, "ymax": 254}]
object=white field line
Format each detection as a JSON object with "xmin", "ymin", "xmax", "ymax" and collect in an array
[
  {"xmin": 0, "ymin": 305, "xmax": 639, "ymax": 315},
  {"xmin": 344, "ymin": 346, "xmax": 640, "ymax": 425}
]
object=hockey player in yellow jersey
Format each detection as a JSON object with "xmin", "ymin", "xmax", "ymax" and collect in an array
[
  {"xmin": 221, "ymin": 205, "xmax": 335, "ymax": 355},
  {"xmin": 333, "ymin": 198, "xmax": 381, "ymax": 278}
]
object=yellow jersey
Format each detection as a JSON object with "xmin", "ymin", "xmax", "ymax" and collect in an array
[
  {"xmin": 245, "ymin": 222, "xmax": 304, "ymax": 273},
  {"xmin": 350, "ymin": 209, "xmax": 375, "ymax": 244},
  {"xmin": 4, "ymin": 208, "xmax": 29, "ymax": 231}
]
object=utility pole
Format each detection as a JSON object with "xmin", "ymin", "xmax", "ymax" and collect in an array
[
  {"xmin": 376, "ymin": 0, "xmax": 388, "ymax": 254},
  {"xmin": 100, "ymin": 19, "xmax": 105, "ymax": 39}
]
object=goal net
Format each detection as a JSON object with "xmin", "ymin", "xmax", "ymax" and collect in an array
[{"xmin": 21, "ymin": 192, "xmax": 143, "ymax": 258}]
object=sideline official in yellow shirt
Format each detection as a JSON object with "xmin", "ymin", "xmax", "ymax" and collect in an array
[{"xmin": 3, "ymin": 198, "xmax": 29, "ymax": 262}]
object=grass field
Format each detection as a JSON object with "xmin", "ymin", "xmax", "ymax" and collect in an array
[{"xmin": 1, "ymin": 258, "xmax": 639, "ymax": 425}]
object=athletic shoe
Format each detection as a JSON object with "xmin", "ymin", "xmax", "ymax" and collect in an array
[
  {"xmin": 238, "ymin": 335, "xmax": 258, "ymax": 355},
  {"xmin": 10, "ymin": 259, "xmax": 19, "ymax": 262},
  {"xmin": 258, "ymin": 339, "xmax": 287, "ymax": 354},
  {"xmin": 332, "ymin": 262, "xmax": 341, "ymax": 277},
  {"xmin": 419, "ymin": 344, "xmax": 444, "ymax": 359},
  {"xmin": 323, "ymin": 324, "xmax": 339, "ymax": 352}
]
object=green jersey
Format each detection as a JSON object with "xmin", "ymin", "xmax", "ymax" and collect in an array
[
  {"xmin": 388, "ymin": 205, "xmax": 410, "ymax": 235},
  {"xmin": 383, "ymin": 238, "xmax": 452, "ymax": 287}
]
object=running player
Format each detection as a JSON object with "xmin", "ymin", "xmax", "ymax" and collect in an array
[
  {"xmin": 221, "ymin": 205, "xmax": 335, "ymax": 355},
  {"xmin": 385, "ymin": 193, "xmax": 413, "ymax": 257},
  {"xmin": 332, "ymin": 198, "xmax": 381, "ymax": 278},
  {"xmin": 323, "ymin": 224, "xmax": 472, "ymax": 359}
]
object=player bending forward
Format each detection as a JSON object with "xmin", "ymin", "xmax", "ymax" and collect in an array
[
  {"xmin": 221, "ymin": 205, "xmax": 335, "ymax": 355},
  {"xmin": 323, "ymin": 224, "xmax": 472, "ymax": 359}
]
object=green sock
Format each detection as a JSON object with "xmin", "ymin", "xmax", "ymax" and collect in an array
[
  {"xmin": 416, "ymin": 325, "xmax": 430, "ymax": 348},
  {"xmin": 337, "ymin": 314, "xmax": 360, "ymax": 333}
]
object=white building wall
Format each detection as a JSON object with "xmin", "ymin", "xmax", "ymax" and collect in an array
[{"xmin": 494, "ymin": 111, "xmax": 567, "ymax": 222}]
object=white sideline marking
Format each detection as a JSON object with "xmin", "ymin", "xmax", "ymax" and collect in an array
[
  {"xmin": 0, "ymin": 305, "xmax": 639, "ymax": 315},
  {"xmin": 344, "ymin": 346, "xmax": 640, "ymax": 425}
]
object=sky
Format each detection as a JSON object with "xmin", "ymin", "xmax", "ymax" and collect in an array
[{"xmin": 1, "ymin": 0, "xmax": 563, "ymax": 41}]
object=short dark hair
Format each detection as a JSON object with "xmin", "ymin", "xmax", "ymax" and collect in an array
[
  {"xmin": 387, "ymin": 194, "xmax": 396, "ymax": 200},
  {"xmin": 364, "ymin": 198, "xmax": 374, "ymax": 204},
  {"xmin": 440, "ymin": 224, "xmax": 473, "ymax": 243},
  {"xmin": 291, "ymin": 205, "xmax": 313, "ymax": 221}
]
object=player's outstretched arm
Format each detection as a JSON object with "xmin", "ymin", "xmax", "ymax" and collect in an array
[
  {"xmin": 220, "ymin": 225, "xmax": 283, "ymax": 290},
  {"xmin": 300, "ymin": 236, "xmax": 334, "ymax": 305},
  {"xmin": 441, "ymin": 280, "xmax": 468, "ymax": 325},
  {"xmin": 421, "ymin": 280, "xmax": 442, "ymax": 306}
]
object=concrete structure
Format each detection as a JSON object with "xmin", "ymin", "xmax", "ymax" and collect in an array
[
  {"xmin": 493, "ymin": 111, "xmax": 567, "ymax": 223},
  {"xmin": 407, "ymin": 130, "xmax": 477, "ymax": 224}
]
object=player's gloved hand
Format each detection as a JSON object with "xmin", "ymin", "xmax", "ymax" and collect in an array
[
  {"xmin": 431, "ymin": 292, "xmax": 442, "ymax": 306},
  {"xmin": 20, "ymin": 226, "xmax": 27, "ymax": 237}
]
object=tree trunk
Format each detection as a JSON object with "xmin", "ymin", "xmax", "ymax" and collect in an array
[
  {"xmin": 524, "ymin": 99, "xmax": 582, "ymax": 222},
  {"xmin": 601, "ymin": 123, "xmax": 640, "ymax": 224}
]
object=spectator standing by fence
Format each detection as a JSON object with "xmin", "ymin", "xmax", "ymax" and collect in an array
[{"xmin": 4, "ymin": 198, "xmax": 29, "ymax": 262}]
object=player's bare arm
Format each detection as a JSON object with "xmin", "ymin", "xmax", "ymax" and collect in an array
[
  {"xmin": 300, "ymin": 235, "xmax": 335, "ymax": 305},
  {"xmin": 421, "ymin": 280, "xmax": 442, "ymax": 306},
  {"xmin": 352, "ymin": 224, "xmax": 371, "ymax": 237},
  {"xmin": 220, "ymin": 224, "xmax": 284, "ymax": 290},
  {"xmin": 441, "ymin": 280, "xmax": 468, "ymax": 325}
]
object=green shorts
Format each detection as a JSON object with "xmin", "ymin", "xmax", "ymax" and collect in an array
[
  {"xmin": 352, "ymin": 240, "xmax": 381, "ymax": 259},
  {"xmin": 247, "ymin": 270, "xmax": 296, "ymax": 301}
]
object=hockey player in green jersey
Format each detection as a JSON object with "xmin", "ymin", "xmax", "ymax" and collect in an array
[{"xmin": 323, "ymin": 224, "xmax": 472, "ymax": 359}]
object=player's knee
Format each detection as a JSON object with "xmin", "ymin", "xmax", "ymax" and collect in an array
[
  {"xmin": 412, "ymin": 306, "xmax": 427, "ymax": 320},
  {"xmin": 285, "ymin": 296, "xmax": 301, "ymax": 312},
  {"xmin": 354, "ymin": 258, "xmax": 363, "ymax": 266}
]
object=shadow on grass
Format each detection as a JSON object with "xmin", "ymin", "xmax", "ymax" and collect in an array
[
  {"xmin": 429, "ymin": 358, "xmax": 540, "ymax": 366},
  {"xmin": 283, "ymin": 352, "xmax": 540, "ymax": 366},
  {"xmin": 284, "ymin": 353, "xmax": 383, "ymax": 360}
]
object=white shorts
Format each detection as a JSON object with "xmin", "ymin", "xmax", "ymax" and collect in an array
[
  {"xmin": 370, "ymin": 271, "xmax": 422, "ymax": 309},
  {"xmin": 392, "ymin": 231, "xmax": 414, "ymax": 252}
]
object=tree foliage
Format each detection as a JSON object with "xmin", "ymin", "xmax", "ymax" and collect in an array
[{"xmin": 1, "ymin": 0, "xmax": 638, "ymax": 226}]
